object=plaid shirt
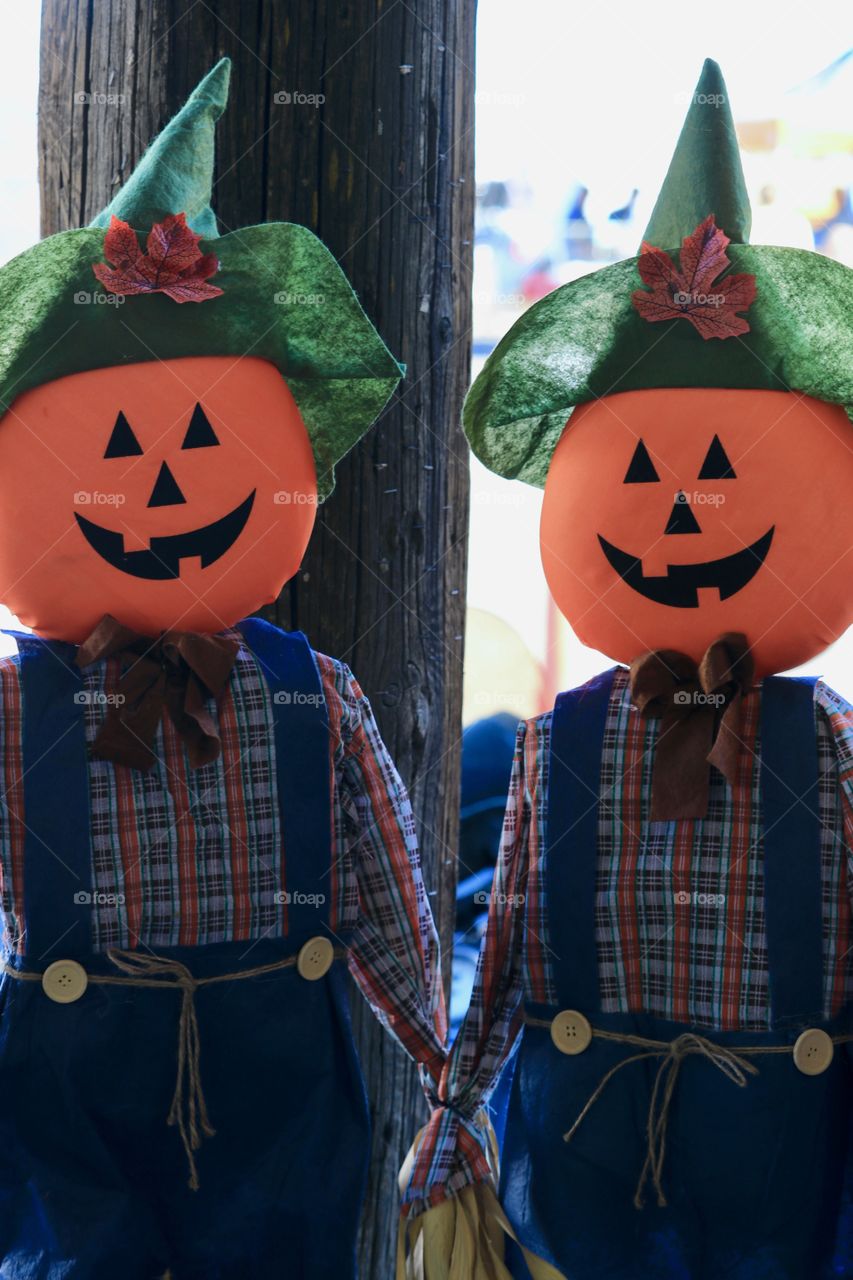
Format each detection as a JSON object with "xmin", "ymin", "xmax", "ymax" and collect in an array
[
  {"xmin": 403, "ymin": 667, "xmax": 853, "ymax": 1216},
  {"xmin": 0, "ymin": 634, "xmax": 446, "ymax": 1082}
]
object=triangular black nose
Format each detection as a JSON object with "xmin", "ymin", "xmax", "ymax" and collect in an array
[
  {"xmin": 665, "ymin": 492, "xmax": 702, "ymax": 534},
  {"xmin": 147, "ymin": 461, "xmax": 186, "ymax": 508}
]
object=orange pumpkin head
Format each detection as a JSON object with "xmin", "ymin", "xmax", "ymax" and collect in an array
[
  {"xmin": 540, "ymin": 387, "xmax": 853, "ymax": 676},
  {"xmin": 0, "ymin": 356, "xmax": 317, "ymax": 642}
]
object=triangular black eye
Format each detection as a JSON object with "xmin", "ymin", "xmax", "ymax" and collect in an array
[
  {"xmin": 181, "ymin": 403, "xmax": 220, "ymax": 449},
  {"xmin": 104, "ymin": 411, "xmax": 143, "ymax": 458},
  {"xmin": 624, "ymin": 439, "xmax": 660, "ymax": 483},
  {"xmin": 698, "ymin": 434, "xmax": 736, "ymax": 479}
]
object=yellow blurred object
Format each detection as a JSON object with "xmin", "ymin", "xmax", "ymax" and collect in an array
[
  {"xmin": 397, "ymin": 1183, "xmax": 514, "ymax": 1280},
  {"xmin": 463, "ymin": 608, "xmax": 545, "ymax": 725},
  {"xmin": 397, "ymin": 1114, "xmax": 513, "ymax": 1279},
  {"xmin": 522, "ymin": 1249, "xmax": 567, "ymax": 1280}
]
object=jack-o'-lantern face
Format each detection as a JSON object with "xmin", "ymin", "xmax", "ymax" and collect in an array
[
  {"xmin": 0, "ymin": 356, "xmax": 317, "ymax": 641},
  {"xmin": 541, "ymin": 387, "xmax": 853, "ymax": 676}
]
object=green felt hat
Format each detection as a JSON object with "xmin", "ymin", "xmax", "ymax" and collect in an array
[
  {"xmin": 464, "ymin": 59, "xmax": 853, "ymax": 488},
  {"xmin": 0, "ymin": 59, "xmax": 402, "ymax": 499}
]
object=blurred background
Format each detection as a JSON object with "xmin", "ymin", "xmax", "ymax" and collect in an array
[
  {"xmin": 1, "ymin": 3, "xmax": 850, "ymax": 709},
  {"xmin": 467, "ymin": 1, "xmax": 853, "ymax": 724}
]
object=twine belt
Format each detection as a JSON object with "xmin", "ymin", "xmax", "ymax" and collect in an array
[
  {"xmin": 525, "ymin": 1014, "xmax": 853, "ymax": 1210},
  {"xmin": 5, "ymin": 946, "xmax": 346, "ymax": 1190}
]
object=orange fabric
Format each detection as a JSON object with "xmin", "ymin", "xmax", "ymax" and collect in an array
[
  {"xmin": 540, "ymin": 387, "xmax": 853, "ymax": 675},
  {"xmin": 0, "ymin": 355, "xmax": 317, "ymax": 641}
]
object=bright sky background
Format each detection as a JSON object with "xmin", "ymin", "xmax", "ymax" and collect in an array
[
  {"xmin": 475, "ymin": 1, "xmax": 853, "ymax": 190},
  {"xmin": 0, "ymin": 3, "xmax": 39, "ymax": 266}
]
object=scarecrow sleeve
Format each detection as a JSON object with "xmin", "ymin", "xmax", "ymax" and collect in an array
[
  {"xmin": 817, "ymin": 681, "xmax": 853, "ymax": 855},
  {"xmin": 397, "ymin": 720, "xmax": 533, "ymax": 1278},
  {"xmin": 315, "ymin": 653, "xmax": 447, "ymax": 1083}
]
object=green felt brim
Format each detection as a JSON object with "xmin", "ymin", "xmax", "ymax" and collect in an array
[
  {"xmin": 0, "ymin": 223, "xmax": 402, "ymax": 499},
  {"xmin": 463, "ymin": 245, "xmax": 853, "ymax": 487}
]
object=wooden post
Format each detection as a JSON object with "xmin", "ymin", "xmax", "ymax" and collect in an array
[{"xmin": 38, "ymin": 1, "xmax": 473, "ymax": 1272}]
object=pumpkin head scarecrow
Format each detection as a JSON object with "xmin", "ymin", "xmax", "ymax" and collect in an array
[
  {"xmin": 0, "ymin": 61, "xmax": 447, "ymax": 1279},
  {"xmin": 400, "ymin": 59, "xmax": 853, "ymax": 1280}
]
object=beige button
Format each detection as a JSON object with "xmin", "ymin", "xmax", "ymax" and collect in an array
[
  {"xmin": 550, "ymin": 1009, "xmax": 593, "ymax": 1055},
  {"xmin": 793, "ymin": 1028, "xmax": 834, "ymax": 1076},
  {"xmin": 42, "ymin": 959, "xmax": 88, "ymax": 1004},
  {"xmin": 297, "ymin": 936, "xmax": 335, "ymax": 981}
]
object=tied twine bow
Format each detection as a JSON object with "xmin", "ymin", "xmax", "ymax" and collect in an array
[
  {"xmin": 629, "ymin": 633, "xmax": 755, "ymax": 820},
  {"xmin": 107, "ymin": 949, "xmax": 215, "ymax": 1191},
  {"xmin": 562, "ymin": 1030, "xmax": 760, "ymax": 1209},
  {"xmin": 75, "ymin": 614, "xmax": 240, "ymax": 771}
]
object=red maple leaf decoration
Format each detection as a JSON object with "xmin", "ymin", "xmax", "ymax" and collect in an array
[
  {"xmin": 92, "ymin": 213, "xmax": 223, "ymax": 304},
  {"xmin": 631, "ymin": 215, "xmax": 756, "ymax": 340}
]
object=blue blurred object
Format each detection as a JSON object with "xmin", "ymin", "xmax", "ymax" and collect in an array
[
  {"xmin": 452, "ymin": 713, "xmax": 520, "ymax": 1030},
  {"xmin": 451, "ymin": 713, "xmax": 520, "ymax": 1150}
]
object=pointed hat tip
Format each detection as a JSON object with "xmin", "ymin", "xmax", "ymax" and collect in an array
[
  {"xmin": 191, "ymin": 57, "xmax": 232, "ymax": 115},
  {"xmin": 90, "ymin": 58, "xmax": 232, "ymax": 236},
  {"xmin": 640, "ymin": 56, "xmax": 749, "ymax": 248},
  {"xmin": 695, "ymin": 57, "xmax": 727, "ymax": 95}
]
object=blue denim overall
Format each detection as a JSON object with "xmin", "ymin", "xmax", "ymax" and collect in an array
[
  {"xmin": 503, "ymin": 669, "xmax": 853, "ymax": 1279},
  {"xmin": 0, "ymin": 619, "xmax": 370, "ymax": 1280}
]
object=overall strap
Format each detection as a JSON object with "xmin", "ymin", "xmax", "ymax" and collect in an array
[
  {"xmin": 546, "ymin": 668, "xmax": 617, "ymax": 1012},
  {"xmin": 6, "ymin": 631, "xmax": 94, "ymax": 963},
  {"xmin": 236, "ymin": 618, "xmax": 332, "ymax": 939},
  {"xmin": 760, "ymin": 675, "xmax": 823, "ymax": 1029}
]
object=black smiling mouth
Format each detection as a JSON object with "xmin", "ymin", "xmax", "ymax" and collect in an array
[
  {"xmin": 598, "ymin": 526, "xmax": 775, "ymax": 608},
  {"xmin": 75, "ymin": 491, "xmax": 256, "ymax": 581}
]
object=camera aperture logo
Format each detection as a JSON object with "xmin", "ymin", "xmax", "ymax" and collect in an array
[
  {"xmin": 673, "ymin": 489, "xmax": 725, "ymax": 509},
  {"xmin": 273, "ymin": 690, "xmax": 326, "ymax": 706},
  {"xmin": 74, "ymin": 690, "xmax": 126, "ymax": 707},
  {"xmin": 273, "ymin": 490, "xmax": 319, "ymax": 506},
  {"xmin": 273, "ymin": 90, "xmax": 325, "ymax": 107},
  {"xmin": 74, "ymin": 490, "xmax": 126, "ymax": 507},
  {"xmin": 674, "ymin": 890, "xmax": 726, "ymax": 907},
  {"xmin": 474, "ymin": 890, "xmax": 525, "ymax": 907},
  {"xmin": 274, "ymin": 890, "xmax": 326, "ymax": 907},
  {"xmin": 74, "ymin": 890, "xmax": 126, "ymax": 906},
  {"xmin": 672, "ymin": 689, "xmax": 726, "ymax": 708}
]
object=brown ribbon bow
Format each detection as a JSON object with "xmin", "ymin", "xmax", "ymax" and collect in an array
[
  {"xmin": 75, "ymin": 614, "xmax": 241, "ymax": 771},
  {"xmin": 629, "ymin": 633, "xmax": 755, "ymax": 821}
]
